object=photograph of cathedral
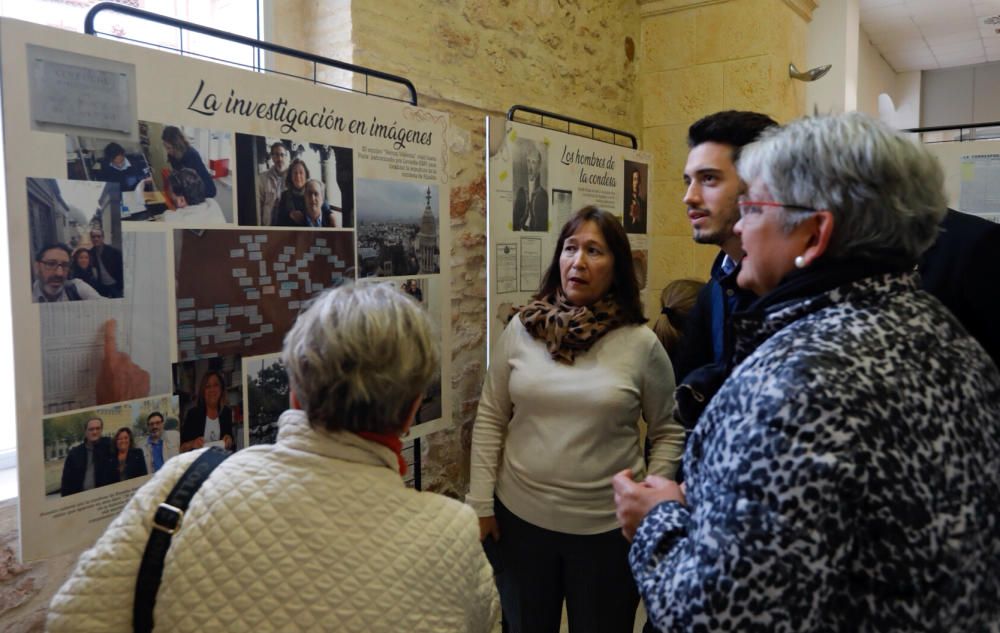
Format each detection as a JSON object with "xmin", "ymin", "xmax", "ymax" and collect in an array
[{"xmin": 355, "ymin": 179, "xmax": 439, "ymax": 277}]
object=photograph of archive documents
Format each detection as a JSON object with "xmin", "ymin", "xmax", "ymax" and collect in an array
[
  {"xmin": 27, "ymin": 177, "xmax": 123, "ymax": 302},
  {"xmin": 511, "ymin": 138, "xmax": 548, "ymax": 232},
  {"xmin": 41, "ymin": 231, "xmax": 171, "ymax": 414},
  {"xmin": 356, "ymin": 180, "xmax": 439, "ymax": 277},
  {"xmin": 174, "ymin": 229, "xmax": 355, "ymax": 361},
  {"xmin": 234, "ymin": 133, "xmax": 354, "ymax": 228},
  {"xmin": 245, "ymin": 353, "xmax": 286, "ymax": 447},
  {"xmin": 42, "ymin": 395, "xmax": 179, "ymax": 499},
  {"xmin": 173, "ymin": 356, "xmax": 244, "ymax": 454}
]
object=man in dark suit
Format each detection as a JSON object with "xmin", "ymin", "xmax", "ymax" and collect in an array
[
  {"xmin": 513, "ymin": 144, "xmax": 548, "ymax": 232},
  {"xmin": 60, "ymin": 417, "xmax": 115, "ymax": 496},
  {"xmin": 89, "ymin": 227, "xmax": 123, "ymax": 298},
  {"xmin": 920, "ymin": 209, "xmax": 1000, "ymax": 368}
]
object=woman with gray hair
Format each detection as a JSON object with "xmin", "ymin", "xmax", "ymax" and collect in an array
[
  {"xmin": 614, "ymin": 112, "xmax": 1000, "ymax": 632},
  {"xmin": 48, "ymin": 283, "xmax": 499, "ymax": 633}
]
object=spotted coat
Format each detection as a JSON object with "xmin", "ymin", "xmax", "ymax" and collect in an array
[{"xmin": 632, "ymin": 272, "xmax": 1000, "ymax": 632}]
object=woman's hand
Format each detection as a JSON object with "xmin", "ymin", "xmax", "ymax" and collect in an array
[
  {"xmin": 479, "ymin": 516, "xmax": 500, "ymax": 542},
  {"xmin": 223, "ymin": 434, "xmax": 234, "ymax": 451},
  {"xmin": 612, "ymin": 469, "xmax": 686, "ymax": 542}
]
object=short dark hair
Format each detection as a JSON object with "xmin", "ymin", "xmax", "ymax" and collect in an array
[
  {"xmin": 103, "ymin": 142, "xmax": 126, "ymax": 163},
  {"xmin": 147, "ymin": 411, "xmax": 164, "ymax": 423},
  {"xmin": 86, "ymin": 417, "xmax": 104, "ymax": 430},
  {"xmin": 536, "ymin": 206, "xmax": 646, "ymax": 324},
  {"xmin": 168, "ymin": 168, "xmax": 206, "ymax": 205},
  {"xmin": 35, "ymin": 243, "xmax": 72, "ymax": 262},
  {"xmin": 687, "ymin": 111, "xmax": 779, "ymax": 160}
]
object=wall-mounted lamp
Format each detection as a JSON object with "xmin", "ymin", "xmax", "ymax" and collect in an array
[{"xmin": 789, "ymin": 63, "xmax": 832, "ymax": 81}]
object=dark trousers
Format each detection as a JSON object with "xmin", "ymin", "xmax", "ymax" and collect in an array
[{"xmin": 491, "ymin": 498, "xmax": 638, "ymax": 633}]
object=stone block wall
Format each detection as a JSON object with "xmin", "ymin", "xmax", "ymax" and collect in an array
[{"xmin": 639, "ymin": 0, "xmax": 812, "ymax": 306}]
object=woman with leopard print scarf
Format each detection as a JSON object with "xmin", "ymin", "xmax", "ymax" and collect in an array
[
  {"xmin": 467, "ymin": 206, "xmax": 685, "ymax": 633},
  {"xmin": 614, "ymin": 113, "xmax": 1000, "ymax": 632}
]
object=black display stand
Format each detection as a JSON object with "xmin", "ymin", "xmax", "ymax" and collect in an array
[{"xmin": 507, "ymin": 104, "xmax": 638, "ymax": 149}]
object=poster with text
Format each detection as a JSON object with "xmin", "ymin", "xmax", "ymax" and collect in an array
[
  {"xmin": 485, "ymin": 118, "xmax": 654, "ymax": 356},
  {"xmin": 1, "ymin": 18, "xmax": 451, "ymax": 560}
]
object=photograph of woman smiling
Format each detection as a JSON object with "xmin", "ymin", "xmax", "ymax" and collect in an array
[{"xmin": 468, "ymin": 206, "xmax": 685, "ymax": 633}]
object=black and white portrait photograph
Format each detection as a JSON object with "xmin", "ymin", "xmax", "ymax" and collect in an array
[{"xmin": 512, "ymin": 138, "xmax": 548, "ymax": 232}]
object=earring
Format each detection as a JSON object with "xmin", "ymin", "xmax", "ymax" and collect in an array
[{"xmin": 794, "ymin": 255, "xmax": 806, "ymax": 269}]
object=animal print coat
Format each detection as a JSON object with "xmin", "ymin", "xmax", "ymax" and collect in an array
[{"xmin": 631, "ymin": 271, "xmax": 1000, "ymax": 632}]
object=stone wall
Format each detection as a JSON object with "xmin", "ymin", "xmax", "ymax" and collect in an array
[
  {"xmin": 639, "ymin": 0, "xmax": 812, "ymax": 303},
  {"xmin": 0, "ymin": 499, "xmax": 79, "ymax": 632}
]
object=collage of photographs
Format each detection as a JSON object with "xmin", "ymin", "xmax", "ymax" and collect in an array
[{"xmin": 29, "ymin": 50, "xmax": 446, "ymax": 504}]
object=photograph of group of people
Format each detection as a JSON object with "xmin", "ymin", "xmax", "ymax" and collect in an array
[
  {"xmin": 28, "ymin": 178, "xmax": 123, "ymax": 303},
  {"xmin": 42, "ymin": 395, "xmax": 179, "ymax": 498},
  {"xmin": 234, "ymin": 133, "xmax": 354, "ymax": 229},
  {"xmin": 66, "ymin": 121, "xmax": 232, "ymax": 225}
]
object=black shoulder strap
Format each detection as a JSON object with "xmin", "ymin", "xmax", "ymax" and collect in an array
[
  {"xmin": 64, "ymin": 282, "xmax": 80, "ymax": 301},
  {"xmin": 133, "ymin": 447, "xmax": 230, "ymax": 633}
]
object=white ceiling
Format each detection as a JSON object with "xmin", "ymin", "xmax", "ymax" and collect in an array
[{"xmin": 860, "ymin": 0, "xmax": 1000, "ymax": 72}]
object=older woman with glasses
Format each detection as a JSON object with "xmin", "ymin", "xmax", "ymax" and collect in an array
[
  {"xmin": 49, "ymin": 283, "xmax": 499, "ymax": 632},
  {"xmin": 614, "ymin": 112, "xmax": 1000, "ymax": 632}
]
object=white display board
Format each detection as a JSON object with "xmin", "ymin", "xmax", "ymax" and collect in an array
[
  {"xmin": 485, "ymin": 117, "xmax": 654, "ymax": 355},
  {"xmin": 1, "ymin": 18, "xmax": 452, "ymax": 561},
  {"xmin": 923, "ymin": 137, "xmax": 1000, "ymax": 223}
]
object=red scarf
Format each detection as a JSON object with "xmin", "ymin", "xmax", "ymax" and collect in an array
[{"xmin": 356, "ymin": 431, "xmax": 406, "ymax": 476}]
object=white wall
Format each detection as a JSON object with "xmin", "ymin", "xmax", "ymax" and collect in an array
[
  {"xmin": 857, "ymin": 30, "xmax": 921, "ymax": 129},
  {"xmin": 806, "ymin": 0, "xmax": 860, "ymax": 115}
]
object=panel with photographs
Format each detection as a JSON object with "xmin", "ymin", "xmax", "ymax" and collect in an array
[{"xmin": 4, "ymin": 22, "xmax": 451, "ymax": 561}]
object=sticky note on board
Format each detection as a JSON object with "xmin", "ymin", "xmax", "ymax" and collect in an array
[
  {"xmin": 230, "ymin": 249, "xmax": 245, "ymax": 257},
  {"xmin": 239, "ymin": 235, "xmax": 252, "ymax": 244},
  {"xmin": 248, "ymin": 252, "xmax": 262, "ymax": 261},
  {"xmin": 254, "ymin": 234, "xmax": 268, "ymax": 243}
]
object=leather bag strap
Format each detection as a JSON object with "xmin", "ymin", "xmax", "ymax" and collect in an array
[{"xmin": 133, "ymin": 447, "xmax": 229, "ymax": 633}]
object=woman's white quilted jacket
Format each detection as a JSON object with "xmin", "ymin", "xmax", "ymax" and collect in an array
[{"xmin": 47, "ymin": 409, "xmax": 499, "ymax": 632}]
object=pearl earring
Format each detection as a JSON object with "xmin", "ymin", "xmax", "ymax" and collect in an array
[{"xmin": 794, "ymin": 255, "xmax": 806, "ymax": 268}]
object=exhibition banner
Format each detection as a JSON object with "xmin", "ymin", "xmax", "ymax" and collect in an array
[
  {"xmin": 1, "ymin": 18, "xmax": 451, "ymax": 560},
  {"xmin": 485, "ymin": 118, "xmax": 654, "ymax": 354}
]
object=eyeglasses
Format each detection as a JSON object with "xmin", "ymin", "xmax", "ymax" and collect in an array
[
  {"xmin": 40, "ymin": 260, "xmax": 71, "ymax": 272},
  {"xmin": 737, "ymin": 200, "xmax": 819, "ymax": 219}
]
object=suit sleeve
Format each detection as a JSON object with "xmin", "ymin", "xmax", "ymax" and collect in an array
[
  {"xmin": 642, "ymin": 337, "xmax": 684, "ymax": 479},
  {"xmin": 671, "ymin": 282, "xmax": 714, "ymax": 384}
]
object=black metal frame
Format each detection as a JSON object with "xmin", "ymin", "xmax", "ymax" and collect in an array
[
  {"xmin": 507, "ymin": 105, "xmax": 638, "ymax": 150},
  {"xmin": 903, "ymin": 121, "xmax": 1000, "ymax": 141},
  {"xmin": 83, "ymin": 2, "xmax": 418, "ymax": 105}
]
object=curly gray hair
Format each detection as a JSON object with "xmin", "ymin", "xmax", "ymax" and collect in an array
[
  {"xmin": 281, "ymin": 282, "xmax": 438, "ymax": 434},
  {"xmin": 738, "ymin": 112, "xmax": 947, "ymax": 263}
]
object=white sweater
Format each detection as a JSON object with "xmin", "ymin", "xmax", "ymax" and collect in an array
[
  {"xmin": 48, "ymin": 409, "xmax": 499, "ymax": 633},
  {"xmin": 467, "ymin": 315, "xmax": 684, "ymax": 534}
]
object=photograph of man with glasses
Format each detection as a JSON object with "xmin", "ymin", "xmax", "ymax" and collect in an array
[{"xmin": 32, "ymin": 243, "xmax": 102, "ymax": 302}]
